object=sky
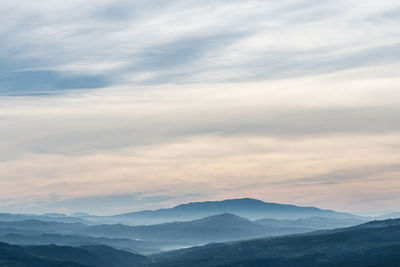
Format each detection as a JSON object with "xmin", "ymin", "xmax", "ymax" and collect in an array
[{"xmin": 1, "ymin": 0, "xmax": 400, "ymax": 215}]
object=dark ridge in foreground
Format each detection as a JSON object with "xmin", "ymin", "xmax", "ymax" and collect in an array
[
  {"xmin": 0, "ymin": 242, "xmax": 149, "ymax": 267},
  {"xmin": 152, "ymin": 218, "xmax": 400, "ymax": 266}
]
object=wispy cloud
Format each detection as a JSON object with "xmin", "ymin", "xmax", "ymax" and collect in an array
[
  {"xmin": 1, "ymin": 0, "xmax": 400, "ymax": 94},
  {"xmin": 1, "ymin": 134, "xmax": 400, "ymax": 213},
  {"xmin": 1, "ymin": 0, "xmax": 400, "ymax": 213}
]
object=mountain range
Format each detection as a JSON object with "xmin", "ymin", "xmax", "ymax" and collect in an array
[
  {"xmin": 3, "ymin": 217, "xmax": 400, "ymax": 266},
  {"xmin": 0, "ymin": 213, "xmax": 312, "ymax": 254},
  {"xmin": 75, "ymin": 198, "xmax": 361, "ymax": 225},
  {"xmin": 1, "ymin": 198, "xmax": 399, "ymax": 266}
]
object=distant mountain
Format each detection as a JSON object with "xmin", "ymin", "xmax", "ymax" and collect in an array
[
  {"xmin": 0, "ymin": 198, "xmax": 368, "ymax": 259},
  {"xmin": 152, "ymin": 218, "xmax": 400, "ymax": 267},
  {"xmin": 80, "ymin": 198, "xmax": 358, "ymax": 225},
  {"xmin": 0, "ymin": 233, "xmax": 159, "ymax": 255},
  {"xmin": 0, "ymin": 212, "xmax": 93, "ymax": 224},
  {"xmin": 0, "ymin": 242, "xmax": 149, "ymax": 267},
  {"xmin": 349, "ymin": 218, "xmax": 400, "ymax": 230},
  {"xmin": 0, "ymin": 226, "xmax": 43, "ymax": 236},
  {"xmin": 0, "ymin": 214, "xmax": 312, "ymax": 253},
  {"xmin": 87, "ymin": 213, "xmax": 309, "ymax": 245},
  {"xmin": 0, "ymin": 219, "xmax": 87, "ymax": 234},
  {"xmin": 376, "ymin": 212, "xmax": 400, "ymax": 220},
  {"xmin": 255, "ymin": 216, "xmax": 366, "ymax": 230},
  {"xmin": 1, "ymin": 199, "xmax": 360, "ymax": 226}
]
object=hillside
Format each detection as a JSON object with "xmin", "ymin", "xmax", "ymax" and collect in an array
[
  {"xmin": 0, "ymin": 213, "xmax": 92, "ymax": 224},
  {"xmin": 152, "ymin": 218, "xmax": 400, "ymax": 266},
  {"xmin": 0, "ymin": 233, "xmax": 159, "ymax": 254},
  {"xmin": 255, "ymin": 216, "xmax": 365, "ymax": 230},
  {"xmin": 0, "ymin": 242, "xmax": 149, "ymax": 267}
]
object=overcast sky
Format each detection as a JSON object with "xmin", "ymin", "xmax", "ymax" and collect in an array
[{"xmin": 1, "ymin": 0, "xmax": 400, "ymax": 215}]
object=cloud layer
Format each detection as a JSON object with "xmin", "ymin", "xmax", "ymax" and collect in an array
[
  {"xmin": 1, "ymin": 0, "xmax": 400, "ymax": 214},
  {"xmin": 1, "ymin": 0, "xmax": 400, "ymax": 92}
]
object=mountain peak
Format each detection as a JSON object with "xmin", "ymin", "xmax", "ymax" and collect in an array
[
  {"xmin": 174, "ymin": 198, "xmax": 267, "ymax": 209},
  {"xmin": 111, "ymin": 197, "xmax": 355, "ymax": 225},
  {"xmin": 196, "ymin": 213, "xmax": 250, "ymax": 223}
]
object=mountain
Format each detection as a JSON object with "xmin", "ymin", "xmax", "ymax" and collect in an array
[
  {"xmin": 152, "ymin": 218, "xmax": 400, "ymax": 266},
  {"xmin": 0, "ymin": 214, "xmax": 309, "ymax": 243},
  {"xmin": 1, "ymin": 199, "xmax": 360, "ymax": 226},
  {"xmin": 26, "ymin": 244, "xmax": 149, "ymax": 267},
  {"xmin": 0, "ymin": 242, "xmax": 89, "ymax": 266},
  {"xmin": 0, "ymin": 213, "xmax": 92, "ymax": 224},
  {"xmin": 349, "ymin": 218, "xmax": 400, "ymax": 230},
  {"xmin": 4, "ymin": 218, "xmax": 400, "ymax": 267},
  {"xmin": 0, "ymin": 220, "xmax": 159, "ymax": 254},
  {"xmin": 255, "ymin": 216, "xmax": 366, "ymax": 230},
  {"xmin": 0, "ymin": 233, "xmax": 160, "ymax": 255},
  {"xmin": 377, "ymin": 212, "xmax": 400, "ymax": 220},
  {"xmin": 0, "ymin": 219, "xmax": 87, "ymax": 234},
  {"xmin": 0, "ymin": 214, "xmax": 311, "ymax": 254},
  {"xmin": 0, "ymin": 242, "xmax": 149, "ymax": 267},
  {"xmin": 80, "ymin": 198, "xmax": 358, "ymax": 225},
  {"xmin": 86, "ymin": 213, "xmax": 309, "ymax": 245}
]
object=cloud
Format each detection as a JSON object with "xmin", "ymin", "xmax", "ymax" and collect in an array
[
  {"xmin": 1, "ymin": 0, "xmax": 400, "ymax": 94},
  {"xmin": 0, "ymin": 70, "xmax": 108, "ymax": 95},
  {"xmin": 1, "ymin": 0, "xmax": 400, "ymax": 213},
  {"xmin": 1, "ymin": 134, "xmax": 400, "ymax": 214},
  {"xmin": 1, "ymin": 72, "xmax": 400, "ymax": 159}
]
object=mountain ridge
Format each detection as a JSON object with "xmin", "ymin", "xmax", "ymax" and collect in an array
[
  {"xmin": 94, "ymin": 198, "xmax": 360, "ymax": 225},
  {"xmin": 116, "ymin": 198, "xmax": 329, "ymax": 216},
  {"xmin": 152, "ymin": 218, "xmax": 400, "ymax": 266}
]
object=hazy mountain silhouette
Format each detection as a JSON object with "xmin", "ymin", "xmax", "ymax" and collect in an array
[
  {"xmin": 3, "ymin": 218, "xmax": 400, "ymax": 266},
  {"xmin": 86, "ymin": 213, "xmax": 309, "ymax": 244},
  {"xmin": 377, "ymin": 212, "xmax": 400, "ymax": 220},
  {"xmin": 0, "ymin": 199, "xmax": 368, "ymax": 255},
  {"xmin": 0, "ymin": 219, "xmax": 87, "ymax": 234},
  {"xmin": 77, "ymin": 198, "xmax": 358, "ymax": 225},
  {"xmin": 0, "ymin": 214, "xmax": 311, "ymax": 254},
  {"xmin": 0, "ymin": 233, "xmax": 160, "ymax": 255},
  {"xmin": 0, "ymin": 213, "xmax": 92, "ymax": 224},
  {"xmin": 255, "ymin": 216, "xmax": 365, "ymax": 230},
  {"xmin": 1, "ymin": 199, "xmax": 399, "ymax": 267}
]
